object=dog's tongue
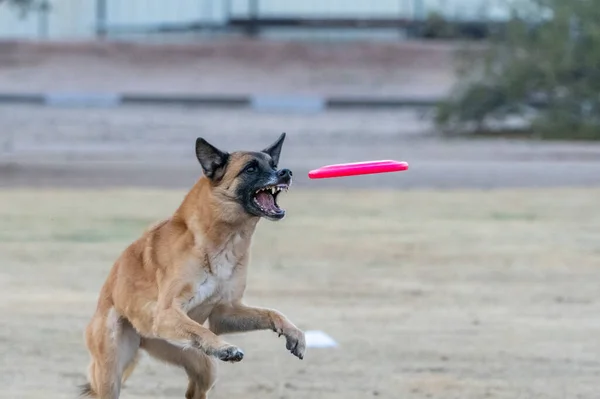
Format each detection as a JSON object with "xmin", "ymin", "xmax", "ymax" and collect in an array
[{"xmin": 255, "ymin": 191, "xmax": 277, "ymax": 212}]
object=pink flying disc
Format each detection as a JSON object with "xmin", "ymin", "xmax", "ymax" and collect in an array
[{"xmin": 308, "ymin": 160, "xmax": 409, "ymax": 179}]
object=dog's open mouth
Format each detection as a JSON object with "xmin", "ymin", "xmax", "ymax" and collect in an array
[{"xmin": 253, "ymin": 184, "xmax": 288, "ymax": 218}]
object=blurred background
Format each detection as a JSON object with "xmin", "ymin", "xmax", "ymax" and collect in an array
[{"xmin": 1, "ymin": 1, "xmax": 600, "ymax": 398}]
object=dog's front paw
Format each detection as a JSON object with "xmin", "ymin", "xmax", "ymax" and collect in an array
[
  {"xmin": 283, "ymin": 327, "xmax": 306, "ymax": 360},
  {"xmin": 214, "ymin": 345, "xmax": 244, "ymax": 363}
]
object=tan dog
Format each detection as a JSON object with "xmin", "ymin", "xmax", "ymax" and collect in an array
[{"xmin": 80, "ymin": 133, "xmax": 305, "ymax": 399}]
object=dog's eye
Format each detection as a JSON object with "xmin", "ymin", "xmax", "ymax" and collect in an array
[{"xmin": 246, "ymin": 166, "xmax": 257, "ymax": 173}]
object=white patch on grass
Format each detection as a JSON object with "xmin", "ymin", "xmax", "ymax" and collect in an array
[{"xmin": 305, "ymin": 330, "xmax": 338, "ymax": 348}]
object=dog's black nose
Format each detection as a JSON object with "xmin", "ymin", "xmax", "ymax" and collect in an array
[{"xmin": 278, "ymin": 169, "xmax": 292, "ymax": 178}]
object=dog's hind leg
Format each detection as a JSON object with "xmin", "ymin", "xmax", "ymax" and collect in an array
[
  {"xmin": 141, "ymin": 337, "xmax": 217, "ymax": 399},
  {"xmin": 81, "ymin": 308, "xmax": 141, "ymax": 398}
]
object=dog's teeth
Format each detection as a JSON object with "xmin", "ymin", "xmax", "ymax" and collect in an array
[{"xmin": 271, "ymin": 187, "xmax": 276, "ymax": 195}]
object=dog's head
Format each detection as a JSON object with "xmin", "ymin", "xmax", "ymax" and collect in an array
[{"xmin": 195, "ymin": 133, "xmax": 292, "ymax": 221}]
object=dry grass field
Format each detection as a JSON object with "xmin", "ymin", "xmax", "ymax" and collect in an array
[{"xmin": 1, "ymin": 187, "xmax": 600, "ymax": 399}]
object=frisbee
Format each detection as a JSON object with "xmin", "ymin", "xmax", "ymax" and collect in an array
[{"xmin": 308, "ymin": 160, "xmax": 409, "ymax": 179}]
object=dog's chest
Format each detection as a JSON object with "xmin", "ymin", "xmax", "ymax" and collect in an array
[{"xmin": 184, "ymin": 241, "xmax": 243, "ymax": 311}]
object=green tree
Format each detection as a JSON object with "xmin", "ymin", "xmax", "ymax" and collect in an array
[{"xmin": 436, "ymin": 0, "xmax": 600, "ymax": 140}]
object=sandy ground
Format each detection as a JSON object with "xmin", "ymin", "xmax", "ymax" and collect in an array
[
  {"xmin": 0, "ymin": 39, "xmax": 460, "ymax": 97},
  {"xmin": 1, "ymin": 106, "xmax": 599, "ymax": 399},
  {"xmin": 1, "ymin": 188, "xmax": 600, "ymax": 399},
  {"xmin": 1, "ymin": 40, "xmax": 600, "ymax": 399},
  {"xmin": 1, "ymin": 105, "xmax": 600, "ymax": 190}
]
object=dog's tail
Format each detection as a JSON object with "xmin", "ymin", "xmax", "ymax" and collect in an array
[{"xmin": 78, "ymin": 382, "xmax": 96, "ymax": 398}]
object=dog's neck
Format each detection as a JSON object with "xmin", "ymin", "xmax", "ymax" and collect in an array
[{"xmin": 175, "ymin": 177, "xmax": 259, "ymax": 252}]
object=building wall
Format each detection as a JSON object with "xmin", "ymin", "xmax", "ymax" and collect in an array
[{"xmin": 0, "ymin": 0, "xmax": 509, "ymax": 40}]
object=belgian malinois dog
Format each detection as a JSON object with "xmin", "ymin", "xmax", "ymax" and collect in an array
[{"xmin": 80, "ymin": 133, "xmax": 305, "ymax": 399}]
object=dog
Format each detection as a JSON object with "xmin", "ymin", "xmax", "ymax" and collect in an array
[{"xmin": 80, "ymin": 133, "xmax": 305, "ymax": 399}]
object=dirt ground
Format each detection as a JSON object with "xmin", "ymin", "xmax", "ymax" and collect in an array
[
  {"xmin": 2, "ymin": 105, "xmax": 600, "ymax": 190},
  {"xmin": 1, "ymin": 188, "xmax": 600, "ymax": 399},
  {"xmin": 0, "ymin": 40, "xmax": 460, "ymax": 97},
  {"xmin": 0, "ymin": 106, "xmax": 599, "ymax": 399},
  {"xmin": 2, "ymin": 39, "xmax": 600, "ymax": 399}
]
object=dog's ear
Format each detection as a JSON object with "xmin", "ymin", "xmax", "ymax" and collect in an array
[
  {"xmin": 195, "ymin": 138, "xmax": 229, "ymax": 180},
  {"xmin": 262, "ymin": 132, "xmax": 286, "ymax": 167}
]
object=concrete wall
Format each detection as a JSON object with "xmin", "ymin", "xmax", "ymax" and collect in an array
[{"xmin": 0, "ymin": 0, "xmax": 510, "ymax": 40}]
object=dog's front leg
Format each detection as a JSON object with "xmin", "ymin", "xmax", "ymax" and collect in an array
[
  {"xmin": 153, "ymin": 306, "xmax": 245, "ymax": 363},
  {"xmin": 209, "ymin": 303, "xmax": 305, "ymax": 359}
]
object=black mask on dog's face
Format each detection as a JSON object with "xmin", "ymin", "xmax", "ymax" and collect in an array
[{"xmin": 194, "ymin": 133, "xmax": 292, "ymax": 221}]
